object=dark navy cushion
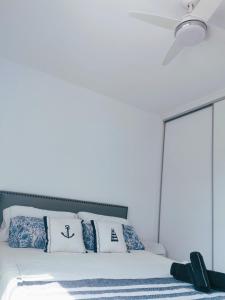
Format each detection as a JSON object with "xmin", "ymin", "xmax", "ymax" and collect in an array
[
  {"xmin": 8, "ymin": 216, "xmax": 46, "ymax": 249},
  {"xmin": 81, "ymin": 220, "xmax": 95, "ymax": 251}
]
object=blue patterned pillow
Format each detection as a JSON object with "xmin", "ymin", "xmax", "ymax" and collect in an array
[
  {"xmin": 81, "ymin": 220, "xmax": 95, "ymax": 251},
  {"xmin": 8, "ymin": 216, "xmax": 46, "ymax": 249},
  {"xmin": 123, "ymin": 225, "xmax": 145, "ymax": 251}
]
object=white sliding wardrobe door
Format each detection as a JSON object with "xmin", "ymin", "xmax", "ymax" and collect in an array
[
  {"xmin": 214, "ymin": 100, "xmax": 225, "ymax": 272},
  {"xmin": 160, "ymin": 107, "xmax": 212, "ymax": 268}
]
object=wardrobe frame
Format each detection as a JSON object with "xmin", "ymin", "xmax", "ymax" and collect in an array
[{"xmin": 158, "ymin": 95, "xmax": 225, "ymax": 270}]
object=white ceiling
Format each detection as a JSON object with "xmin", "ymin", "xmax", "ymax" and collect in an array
[{"xmin": 0, "ymin": 0, "xmax": 225, "ymax": 114}]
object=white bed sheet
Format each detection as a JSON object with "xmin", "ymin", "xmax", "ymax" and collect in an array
[{"xmin": 0, "ymin": 242, "xmax": 173, "ymax": 300}]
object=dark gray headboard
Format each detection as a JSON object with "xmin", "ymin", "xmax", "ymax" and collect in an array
[{"xmin": 0, "ymin": 191, "xmax": 128, "ymax": 223}]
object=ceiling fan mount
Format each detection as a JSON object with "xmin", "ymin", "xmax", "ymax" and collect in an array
[
  {"xmin": 182, "ymin": 0, "xmax": 200, "ymax": 11},
  {"xmin": 129, "ymin": 0, "xmax": 223, "ymax": 65}
]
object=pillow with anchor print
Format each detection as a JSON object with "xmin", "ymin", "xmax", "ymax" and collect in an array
[
  {"xmin": 92, "ymin": 220, "xmax": 127, "ymax": 253},
  {"xmin": 43, "ymin": 217, "xmax": 86, "ymax": 253}
]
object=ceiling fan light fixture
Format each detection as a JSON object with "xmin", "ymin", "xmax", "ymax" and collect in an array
[
  {"xmin": 130, "ymin": 0, "xmax": 223, "ymax": 64},
  {"xmin": 175, "ymin": 20, "xmax": 207, "ymax": 47}
]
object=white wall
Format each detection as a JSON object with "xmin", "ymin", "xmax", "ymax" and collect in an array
[{"xmin": 0, "ymin": 58, "xmax": 163, "ymax": 241}]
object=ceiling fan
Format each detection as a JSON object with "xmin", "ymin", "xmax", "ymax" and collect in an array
[{"xmin": 129, "ymin": 0, "xmax": 224, "ymax": 65}]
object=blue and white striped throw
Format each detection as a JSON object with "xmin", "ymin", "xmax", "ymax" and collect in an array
[{"xmin": 18, "ymin": 277, "xmax": 225, "ymax": 299}]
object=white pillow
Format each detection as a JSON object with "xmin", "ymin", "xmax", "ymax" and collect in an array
[
  {"xmin": 44, "ymin": 217, "xmax": 86, "ymax": 253},
  {"xmin": 92, "ymin": 220, "xmax": 127, "ymax": 253},
  {"xmin": 0, "ymin": 205, "xmax": 77, "ymax": 242},
  {"xmin": 78, "ymin": 211, "xmax": 129, "ymax": 225}
]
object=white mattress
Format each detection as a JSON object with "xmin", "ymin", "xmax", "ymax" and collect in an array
[{"xmin": 0, "ymin": 242, "xmax": 173, "ymax": 300}]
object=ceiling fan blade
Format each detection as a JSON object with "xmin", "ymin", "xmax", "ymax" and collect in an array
[
  {"xmin": 191, "ymin": 0, "xmax": 223, "ymax": 22},
  {"xmin": 203, "ymin": 23, "xmax": 223, "ymax": 41},
  {"xmin": 129, "ymin": 11, "xmax": 178, "ymax": 30},
  {"xmin": 163, "ymin": 40, "xmax": 184, "ymax": 65},
  {"xmin": 206, "ymin": 24, "xmax": 225, "ymax": 44}
]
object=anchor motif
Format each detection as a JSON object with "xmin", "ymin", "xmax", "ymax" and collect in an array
[{"xmin": 61, "ymin": 225, "xmax": 75, "ymax": 239}]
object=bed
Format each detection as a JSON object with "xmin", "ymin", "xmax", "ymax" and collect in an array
[{"xmin": 0, "ymin": 191, "xmax": 224, "ymax": 300}]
